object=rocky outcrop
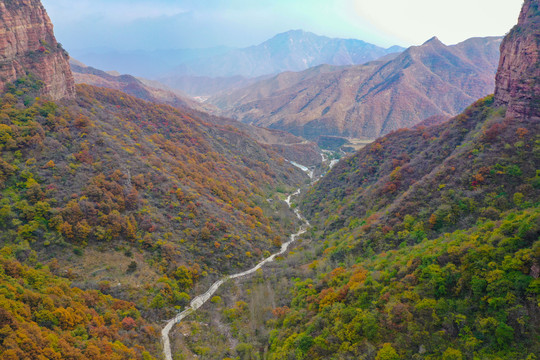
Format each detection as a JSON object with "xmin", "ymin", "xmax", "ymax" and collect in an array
[
  {"xmin": 494, "ymin": 0, "xmax": 540, "ymax": 118},
  {"xmin": 0, "ymin": 0, "xmax": 75, "ymax": 100}
]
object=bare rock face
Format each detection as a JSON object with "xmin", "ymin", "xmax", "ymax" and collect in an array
[
  {"xmin": 494, "ymin": 0, "xmax": 540, "ymax": 118},
  {"xmin": 0, "ymin": 0, "xmax": 75, "ymax": 100}
]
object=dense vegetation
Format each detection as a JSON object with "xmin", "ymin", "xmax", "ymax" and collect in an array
[
  {"xmin": 303, "ymin": 96, "xmax": 538, "ymax": 253},
  {"xmin": 169, "ymin": 96, "xmax": 538, "ymax": 359},
  {"xmin": 268, "ymin": 209, "xmax": 538, "ymax": 359},
  {"xmin": 0, "ymin": 247, "xmax": 158, "ymax": 359},
  {"xmin": 0, "ymin": 76, "xmax": 306, "ymax": 357},
  {"xmin": 265, "ymin": 98, "xmax": 540, "ymax": 359}
]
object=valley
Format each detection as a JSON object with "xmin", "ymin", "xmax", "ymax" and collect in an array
[
  {"xmin": 0, "ymin": 0, "xmax": 538, "ymax": 360},
  {"xmin": 162, "ymin": 184, "xmax": 311, "ymax": 360}
]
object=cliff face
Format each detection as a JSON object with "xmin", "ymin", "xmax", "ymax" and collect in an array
[
  {"xmin": 0, "ymin": 0, "xmax": 75, "ymax": 100},
  {"xmin": 494, "ymin": 0, "xmax": 540, "ymax": 118}
]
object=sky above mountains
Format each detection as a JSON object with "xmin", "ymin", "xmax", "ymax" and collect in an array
[{"xmin": 43, "ymin": 0, "xmax": 523, "ymax": 51}]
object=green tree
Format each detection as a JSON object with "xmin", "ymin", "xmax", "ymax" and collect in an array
[
  {"xmin": 442, "ymin": 348, "xmax": 463, "ymax": 360},
  {"xmin": 376, "ymin": 343, "xmax": 400, "ymax": 360}
]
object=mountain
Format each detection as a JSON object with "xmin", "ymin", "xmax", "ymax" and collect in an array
[
  {"xmin": 158, "ymin": 30, "xmax": 404, "ymax": 96},
  {"xmin": 70, "ymin": 59, "xmax": 206, "ymax": 111},
  {"xmin": 0, "ymin": 0, "xmax": 74, "ymax": 100},
  {"xmin": 164, "ymin": 30, "xmax": 404, "ymax": 79},
  {"xmin": 0, "ymin": 1, "xmax": 318, "ymax": 358},
  {"xmin": 260, "ymin": 1, "xmax": 540, "ymax": 359},
  {"xmin": 72, "ymin": 31, "xmax": 404, "ymax": 97},
  {"xmin": 70, "ymin": 60, "xmax": 323, "ymax": 166},
  {"xmin": 494, "ymin": 0, "xmax": 540, "ymax": 118},
  {"xmin": 0, "ymin": 80, "xmax": 317, "ymax": 357},
  {"xmin": 210, "ymin": 36, "xmax": 502, "ymax": 139}
]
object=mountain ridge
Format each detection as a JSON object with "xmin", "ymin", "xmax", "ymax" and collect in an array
[
  {"xmin": 210, "ymin": 36, "xmax": 502, "ymax": 139},
  {"xmin": 259, "ymin": 1, "xmax": 540, "ymax": 358}
]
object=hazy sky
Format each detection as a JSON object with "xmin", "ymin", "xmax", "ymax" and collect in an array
[{"xmin": 42, "ymin": 0, "xmax": 524, "ymax": 51}]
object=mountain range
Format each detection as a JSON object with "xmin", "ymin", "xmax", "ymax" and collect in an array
[
  {"xmin": 69, "ymin": 60, "xmax": 323, "ymax": 166},
  {"xmin": 72, "ymin": 30, "xmax": 404, "ymax": 96},
  {"xmin": 158, "ymin": 30, "xmax": 403, "ymax": 84},
  {"xmin": 210, "ymin": 36, "xmax": 503, "ymax": 139},
  {"xmin": 0, "ymin": 0, "xmax": 538, "ymax": 359},
  {"xmin": 190, "ymin": 2, "xmax": 539, "ymax": 358}
]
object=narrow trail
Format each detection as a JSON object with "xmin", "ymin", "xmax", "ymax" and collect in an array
[{"xmin": 161, "ymin": 187, "xmax": 310, "ymax": 360}]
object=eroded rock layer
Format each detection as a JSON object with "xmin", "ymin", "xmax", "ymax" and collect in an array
[
  {"xmin": 0, "ymin": 0, "xmax": 75, "ymax": 100},
  {"xmin": 494, "ymin": 0, "xmax": 540, "ymax": 118}
]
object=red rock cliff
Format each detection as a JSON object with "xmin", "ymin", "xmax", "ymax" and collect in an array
[
  {"xmin": 0, "ymin": 0, "xmax": 75, "ymax": 100},
  {"xmin": 494, "ymin": 0, "xmax": 540, "ymax": 118}
]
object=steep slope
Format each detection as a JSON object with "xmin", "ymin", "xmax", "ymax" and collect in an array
[
  {"xmin": 0, "ymin": 78, "xmax": 308, "ymax": 298},
  {"xmin": 0, "ymin": 1, "xmax": 316, "ymax": 357},
  {"xmin": 70, "ymin": 61, "xmax": 206, "ymax": 111},
  {"xmin": 0, "ymin": 251, "xmax": 159, "ymax": 359},
  {"xmin": 70, "ymin": 61, "xmax": 323, "ymax": 166},
  {"xmin": 494, "ymin": 0, "xmax": 540, "ymax": 118},
  {"xmin": 262, "ymin": 1, "xmax": 540, "ymax": 359},
  {"xmin": 211, "ymin": 36, "xmax": 502, "ymax": 139},
  {"xmin": 0, "ymin": 0, "xmax": 74, "ymax": 100},
  {"xmin": 0, "ymin": 79, "xmax": 310, "ymax": 357}
]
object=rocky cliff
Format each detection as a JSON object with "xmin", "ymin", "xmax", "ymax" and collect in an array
[
  {"xmin": 0, "ymin": 0, "xmax": 75, "ymax": 100},
  {"xmin": 494, "ymin": 0, "xmax": 540, "ymax": 118}
]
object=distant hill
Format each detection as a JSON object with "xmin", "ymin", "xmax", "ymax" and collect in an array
[
  {"xmin": 163, "ymin": 30, "xmax": 404, "ymax": 79},
  {"xmin": 70, "ymin": 60, "xmax": 323, "ymax": 166},
  {"xmin": 210, "ymin": 36, "xmax": 502, "ymax": 139},
  {"xmin": 70, "ymin": 59, "xmax": 207, "ymax": 111},
  {"xmin": 71, "ymin": 30, "xmax": 404, "ymax": 96}
]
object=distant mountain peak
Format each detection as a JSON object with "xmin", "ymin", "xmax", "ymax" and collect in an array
[
  {"xmin": 422, "ymin": 36, "xmax": 444, "ymax": 46},
  {"xmin": 210, "ymin": 36, "xmax": 502, "ymax": 138}
]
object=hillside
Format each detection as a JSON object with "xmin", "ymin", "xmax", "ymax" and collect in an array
[
  {"xmin": 70, "ymin": 60, "xmax": 207, "ymax": 112},
  {"xmin": 261, "ymin": 1, "xmax": 540, "ymax": 358},
  {"xmin": 0, "ymin": 76, "xmax": 312, "ymax": 357},
  {"xmin": 1, "ymin": 76, "xmax": 309, "ymax": 289},
  {"xmin": 177, "ymin": 95, "xmax": 540, "ymax": 360},
  {"xmin": 210, "ymin": 36, "xmax": 502, "ymax": 139},
  {"xmin": 70, "ymin": 61, "xmax": 323, "ymax": 167},
  {"xmin": 0, "ymin": 249, "xmax": 160, "ymax": 359}
]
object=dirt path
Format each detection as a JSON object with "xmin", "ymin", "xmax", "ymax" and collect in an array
[{"xmin": 161, "ymin": 188, "xmax": 309, "ymax": 360}]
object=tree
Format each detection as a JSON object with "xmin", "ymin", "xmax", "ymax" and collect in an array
[
  {"xmin": 376, "ymin": 343, "xmax": 400, "ymax": 360},
  {"xmin": 442, "ymin": 348, "xmax": 463, "ymax": 360}
]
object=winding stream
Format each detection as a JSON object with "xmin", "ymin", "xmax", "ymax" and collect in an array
[{"xmin": 161, "ymin": 187, "xmax": 310, "ymax": 360}]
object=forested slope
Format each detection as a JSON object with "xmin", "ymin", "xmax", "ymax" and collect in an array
[
  {"xmin": 0, "ymin": 76, "xmax": 307, "ymax": 358},
  {"xmin": 266, "ymin": 1, "xmax": 540, "ymax": 358}
]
